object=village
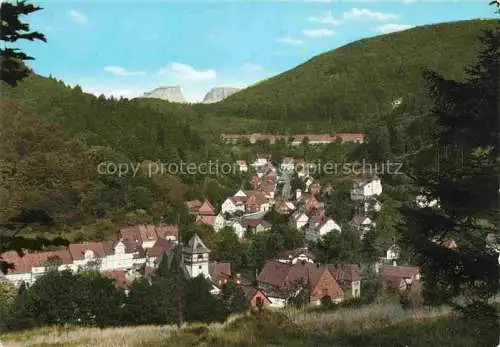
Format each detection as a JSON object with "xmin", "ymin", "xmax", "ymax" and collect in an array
[{"xmin": 0, "ymin": 147, "xmax": 457, "ymax": 311}]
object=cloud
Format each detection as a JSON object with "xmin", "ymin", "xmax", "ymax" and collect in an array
[
  {"xmin": 343, "ymin": 8, "xmax": 396, "ymax": 21},
  {"xmin": 376, "ymin": 23, "xmax": 415, "ymax": 33},
  {"xmin": 104, "ymin": 66, "xmax": 145, "ymax": 76},
  {"xmin": 158, "ymin": 62, "xmax": 216, "ymax": 82},
  {"xmin": 68, "ymin": 9, "xmax": 87, "ymax": 24},
  {"xmin": 243, "ymin": 62, "xmax": 262, "ymax": 72},
  {"xmin": 277, "ymin": 37, "xmax": 304, "ymax": 45},
  {"xmin": 302, "ymin": 28, "xmax": 335, "ymax": 38},
  {"xmin": 308, "ymin": 11, "xmax": 341, "ymax": 25}
]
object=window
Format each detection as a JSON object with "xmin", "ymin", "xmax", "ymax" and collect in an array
[
  {"xmin": 197, "ymin": 254, "xmax": 203, "ymax": 260},
  {"xmin": 198, "ymin": 265, "xmax": 202, "ymax": 269}
]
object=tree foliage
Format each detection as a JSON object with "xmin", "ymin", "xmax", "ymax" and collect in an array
[
  {"xmin": 0, "ymin": 1, "xmax": 46, "ymax": 86},
  {"xmin": 401, "ymin": 26, "xmax": 500, "ymax": 307}
]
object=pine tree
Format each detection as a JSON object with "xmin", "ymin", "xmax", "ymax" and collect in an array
[
  {"xmin": 1, "ymin": 1, "xmax": 46, "ymax": 86},
  {"xmin": 401, "ymin": 25, "xmax": 500, "ymax": 308}
]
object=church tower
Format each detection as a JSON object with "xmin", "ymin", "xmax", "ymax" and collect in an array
[{"xmin": 182, "ymin": 233, "xmax": 211, "ymax": 279}]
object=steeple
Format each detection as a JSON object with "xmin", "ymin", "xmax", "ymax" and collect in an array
[{"xmin": 182, "ymin": 234, "xmax": 211, "ymax": 279}]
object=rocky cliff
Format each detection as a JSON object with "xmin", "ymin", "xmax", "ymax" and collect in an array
[
  {"xmin": 202, "ymin": 86, "xmax": 241, "ymax": 104},
  {"xmin": 141, "ymin": 86, "xmax": 186, "ymax": 103}
]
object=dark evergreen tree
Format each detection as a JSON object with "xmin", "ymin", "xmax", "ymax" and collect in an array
[
  {"xmin": 401, "ymin": 26, "xmax": 500, "ymax": 308},
  {"xmin": 0, "ymin": 1, "xmax": 46, "ymax": 86}
]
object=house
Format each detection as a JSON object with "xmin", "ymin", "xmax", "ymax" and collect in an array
[
  {"xmin": 385, "ymin": 244, "xmax": 401, "ymax": 264},
  {"xmin": 309, "ymin": 182, "xmax": 321, "ymax": 196},
  {"xmin": 236, "ymin": 160, "xmax": 248, "ymax": 172},
  {"xmin": 364, "ymin": 198, "xmax": 382, "ymax": 213},
  {"xmin": 248, "ymin": 174, "xmax": 259, "ymax": 186},
  {"xmin": 327, "ymin": 264, "xmax": 361, "ymax": 299},
  {"xmin": 378, "ymin": 265, "xmax": 421, "ymax": 295},
  {"xmin": 145, "ymin": 238, "xmax": 174, "ymax": 268},
  {"xmin": 195, "ymin": 214, "xmax": 217, "ymax": 227},
  {"xmin": 0, "ymin": 249, "xmax": 73, "ymax": 287},
  {"xmin": 241, "ymin": 219, "xmax": 271, "ymax": 233},
  {"xmin": 208, "ymin": 261, "xmax": 232, "ymax": 295},
  {"xmin": 259, "ymin": 182, "xmax": 276, "ymax": 201},
  {"xmin": 281, "ymin": 157, "xmax": 295, "ymax": 172},
  {"xmin": 291, "ymin": 211, "xmax": 309, "ymax": 230},
  {"xmin": 221, "ymin": 197, "xmax": 246, "ymax": 215},
  {"xmin": 234, "ymin": 189, "xmax": 247, "ymax": 198},
  {"xmin": 245, "ymin": 191, "xmax": 269, "ymax": 213},
  {"xmin": 238, "ymin": 283, "xmax": 272, "ymax": 309},
  {"xmin": 350, "ymin": 215, "xmax": 374, "ymax": 238},
  {"xmin": 274, "ymin": 199, "xmax": 296, "ymax": 215},
  {"xmin": 231, "ymin": 221, "xmax": 247, "ymax": 239},
  {"xmin": 154, "ymin": 225, "xmax": 179, "ymax": 241},
  {"xmin": 335, "ymin": 133, "xmax": 365, "ymax": 144},
  {"xmin": 250, "ymin": 155, "xmax": 269, "ymax": 169},
  {"xmin": 316, "ymin": 218, "xmax": 342, "ymax": 236},
  {"xmin": 350, "ymin": 177, "xmax": 382, "ymax": 201},
  {"xmin": 277, "ymin": 248, "xmax": 315, "ymax": 264},
  {"xmin": 213, "ymin": 214, "xmax": 226, "ymax": 232},
  {"xmin": 103, "ymin": 270, "xmax": 130, "ymax": 292},
  {"xmin": 198, "ymin": 200, "xmax": 216, "ymax": 216},
  {"xmin": 69, "ymin": 241, "xmax": 114, "ymax": 269},
  {"xmin": 257, "ymin": 260, "xmax": 344, "ymax": 308},
  {"xmin": 119, "ymin": 224, "xmax": 179, "ymax": 250},
  {"xmin": 100, "ymin": 239, "xmax": 145, "ymax": 271}
]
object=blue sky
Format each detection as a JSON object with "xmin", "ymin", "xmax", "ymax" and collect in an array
[{"xmin": 13, "ymin": 0, "xmax": 495, "ymax": 101}]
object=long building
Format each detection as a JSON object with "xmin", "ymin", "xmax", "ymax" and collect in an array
[{"xmin": 220, "ymin": 133, "xmax": 364, "ymax": 145}]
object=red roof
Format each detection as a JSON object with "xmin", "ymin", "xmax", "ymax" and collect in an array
[
  {"xmin": 335, "ymin": 133, "xmax": 364, "ymax": 143},
  {"xmin": 209, "ymin": 261, "xmax": 231, "ymax": 287},
  {"xmin": 196, "ymin": 214, "xmax": 217, "ymax": 226},
  {"xmin": 258, "ymin": 260, "xmax": 343, "ymax": 299},
  {"xmin": 146, "ymin": 238, "xmax": 174, "ymax": 259},
  {"xmin": 241, "ymin": 219, "xmax": 270, "ymax": 228},
  {"xmin": 155, "ymin": 225, "xmax": 179, "ymax": 240},
  {"xmin": 103, "ymin": 270, "xmax": 129, "ymax": 290},
  {"xmin": 198, "ymin": 200, "xmax": 215, "ymax": 216},
  {"xmin": 327, "ymin": 264, "xmax": 361, "ymax": 282},
  {"xmin": 379, "ymin": 265, "xmax": 420, "ymax": 283},
  {"xmin": 68, "ymin": 241, "xmax": 113, "ymax": 261},
  {"xmin": 120, "ymin": 224, "xmax": 178, "ymax": 247},
  {"xmin": 1, "ymin": 249, "xmax": 73, "ymax": 274}
]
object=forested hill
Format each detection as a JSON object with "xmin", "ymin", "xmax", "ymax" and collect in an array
[{"xmin": 197, "ymin": 19, "xmax": 499, "ymax": 130}]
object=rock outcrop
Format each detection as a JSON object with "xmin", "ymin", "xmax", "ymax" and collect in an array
[
  {"xmin": 202, "ymin": 87, "xmax": 241, "ymax": 104},
  {"xmin": 141, "ymin": 86, "xmax": 186, "ymax": 103}
]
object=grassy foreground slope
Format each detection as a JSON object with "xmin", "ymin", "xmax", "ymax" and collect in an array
[
  {"xmin": 201, "ymin": 19, "xmax": 499, "ymax": 131},
  {"xmin": 1, "ymin": 303, "xmax": 498, "ymax": 347}
]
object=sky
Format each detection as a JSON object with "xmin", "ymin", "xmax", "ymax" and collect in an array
[{"xmin": 11, "ymin": 0, "xmax": 496, "ymax": 102}]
